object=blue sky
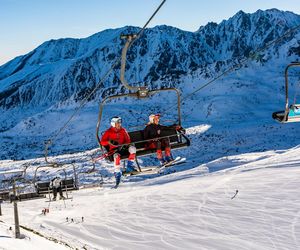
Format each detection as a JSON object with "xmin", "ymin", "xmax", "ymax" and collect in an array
[{"xmin": 1, "ymin": 0, "xmax": 300, "ymax": 65}]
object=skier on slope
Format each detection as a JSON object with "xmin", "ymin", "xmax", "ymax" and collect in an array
[
  {"xmin": 143, "ymin": 114, "xmax": 181, "ymax": 166},
  {"xmin": 100, "ymin": 116, "xmax": 137, "ymax": 187}
]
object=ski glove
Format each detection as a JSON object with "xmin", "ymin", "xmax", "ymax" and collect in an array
[
  {"xmin": 175, "ymin": 125, "xmax": 182, "ymax": 131},
  {"xmin": 109, "ymin": 140, "xmax": 119, "ymax": 146}
]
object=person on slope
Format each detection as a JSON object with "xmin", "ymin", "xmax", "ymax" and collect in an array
[
  {"xmin": 100, "ymin": 116, "xmax": 137, "ymax": 187},
  {"xmin": 143, "ymin": 114, "xmax": 180, "ymax": 166}
]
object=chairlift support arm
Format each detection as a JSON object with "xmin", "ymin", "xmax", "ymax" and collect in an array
[{"xmin": 283, "ymin": 62, "xmax": 300, "ymax": 121}]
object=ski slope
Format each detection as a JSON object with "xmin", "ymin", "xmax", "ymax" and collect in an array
[{"xmin": 1, "ymin": 144, "xmax": 299, "ymax": 249}]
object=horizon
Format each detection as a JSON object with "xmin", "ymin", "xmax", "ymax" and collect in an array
[{"xmin": 1, "ymin": 0, "xmax": 300, "ymax": 66}]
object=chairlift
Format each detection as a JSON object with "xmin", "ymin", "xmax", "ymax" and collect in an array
[
  {"xmin": 33, "ymin": 164, "xmax": 78, "ymax": 199},
  {"xmin": 96, "ymin": 34, "xmax": 190, "ymax": 164},
  {"xmin": 272, "ymin": 62, "xmax": 300, "ymax": 123},
  {"xmin": 0, "ymin": 169, "xmax": 42, "ymax": 202}
]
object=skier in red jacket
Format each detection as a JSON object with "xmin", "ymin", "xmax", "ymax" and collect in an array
[{"xmin": 101, "ymin": 116, "xmax": 137, "ymax": 187}]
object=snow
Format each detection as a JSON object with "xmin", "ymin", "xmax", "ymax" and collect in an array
[{"xmin": 0, "ymin": 143, "xmax": 300, "ymax": 249}]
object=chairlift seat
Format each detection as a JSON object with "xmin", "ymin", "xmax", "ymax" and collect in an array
[
  {"xmin": 0, "ymin": 191, "xmax": 10, "ymax": 201},
  {"xmin": 105, "ymin": 125, "xmax": 190, "ymax": 161},
  {"xmin": 35, "ymin": 178, "xmax": 77, "ymax": 194},
  {"xmin": 272, "ymin": 104, "xmax": 300, "ymax": 123},
  {"xmin": 18, "ymin": 192, "xmax": 44, "ymax": 201},
  {"xmin": 0, "ymin": 190, "xmax": 43, "ymax": 201},
  {"xmin": 272, "ymin": 62, "xmax": 300, "ymax": 123},
  {"xmin": 35, "ymin": 181, "xmax": 51, "ymax": 194}
]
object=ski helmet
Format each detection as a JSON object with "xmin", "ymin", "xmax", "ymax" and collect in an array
[
  {"xmin": 149, "ymin": 114, "xmax": 160, "ymax": 123},
  {"xmin": 111, "ymin": 116, "xmax": 122, "ymax": 127}
]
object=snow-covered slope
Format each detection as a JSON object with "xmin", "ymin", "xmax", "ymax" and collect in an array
[{"xmin": 0, "ymin": 140, "xmax": 299, "ymax": 249}]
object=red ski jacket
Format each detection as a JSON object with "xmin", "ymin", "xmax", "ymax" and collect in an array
[{"xmin": 100, "ymin": 127, "xmax": 131, "ymax": 151}]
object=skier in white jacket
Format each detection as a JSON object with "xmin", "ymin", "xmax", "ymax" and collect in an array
[{"xmin": 50, "ymin": 177, "xmax": 65, "ymax": 200}]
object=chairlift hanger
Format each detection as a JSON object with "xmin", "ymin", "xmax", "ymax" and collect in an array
[
  {"xmin": 32, "ymin": 164, "xmax": 77, "ymax": 185},
  {"xmin": 272, "ymin": 62, "xmax": 300, "ymax": 123},
  {"xmin": 96, "ymin": 34, "xmax": 190, "ymax": 162}
]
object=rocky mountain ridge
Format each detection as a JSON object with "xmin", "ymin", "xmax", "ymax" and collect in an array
[{"xmin": 1, "ymin": 8, "xmax": 299, "ymax": 111}]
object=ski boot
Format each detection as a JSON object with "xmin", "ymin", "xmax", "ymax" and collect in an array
[
  {"xmin": 125, "ymin": 160, "xmax": 136, "ymax": 173},
  {"xmin": 114, "ymin": 171, "xmax": 122, "ymax": 188},
  {"xmin": 159, "ymin": 158, "xmax": 166, "ymax": 166},
  {"xmin": 165, "ymin": 156, "xmax": 173, "ymax": 163}
]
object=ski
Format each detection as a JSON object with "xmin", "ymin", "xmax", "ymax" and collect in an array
[
  {"xmin": 158, "ymin": 157, "xmax": 186, "ymax": 172},
  {"xmin": 122, "ymin": 167, "xmax": 158, "ymax": 176},
  {"xmin": 124, "ymin": 157, "xmax": 186, "ymax": 176},
  {"xmin": 161, "ymin": 156, "xmax": 181, "ymax": 167},
  {"xmin": 123, "ymin": 166, "xmax": 160, "ymax": 176}
]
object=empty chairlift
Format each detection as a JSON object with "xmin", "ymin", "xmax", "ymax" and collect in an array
[{"xmin": 272, "ymin": 62, "xmax": 300, "ymax": 123}]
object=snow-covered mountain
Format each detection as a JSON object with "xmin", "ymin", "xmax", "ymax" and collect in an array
[
  {"xmin": 1, "ymin": 9, "xmax": 300, "ymax": 111},
  {"xmin": 0, "ymin": 9, "xmax": 300, "ymax": 160}
]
